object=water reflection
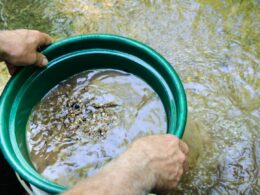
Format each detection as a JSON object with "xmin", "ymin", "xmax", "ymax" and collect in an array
[{"xmin": 0, "ymin": 0, "xmax": 259, "ymax": 194}]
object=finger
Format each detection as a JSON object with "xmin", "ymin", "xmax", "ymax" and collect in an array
[
  {"xmin": 179, "ymin": 140, "xmax": 189, "ymax": 155},
  {"xmin": 177, "ymin": 166, "xmax": 184, "ymax": 180},
  {"xmin": 34, "ymin": 52, "xmax": 48, "ymax": 67},
  {"xmin": 35, "ymin": 31, "xmax": 53, "ymax": 47},
  {"xmin": 183, "ymin": 159, "xmax": 189, "ymax": 172},
  {"xmin": 6, "ymin": 62, "xmax": 21, "ymax": 75}
]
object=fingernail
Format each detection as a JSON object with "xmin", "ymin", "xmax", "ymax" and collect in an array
[{"xmin": 42, "ymin": 58, "xmax": 48, "ymax": 66}]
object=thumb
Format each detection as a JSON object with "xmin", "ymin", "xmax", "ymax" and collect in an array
[{"xmin": 34, "ymin": 52, "xmax": 48, "ymax": 67}]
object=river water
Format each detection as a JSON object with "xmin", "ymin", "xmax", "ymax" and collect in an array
[{"xmin": 0, "ymin": 0, "xmax": 259, "ymax": 194}]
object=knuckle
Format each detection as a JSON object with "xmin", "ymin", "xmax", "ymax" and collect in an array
[
  {"xmin": 33, "ymin": 30, "xmax": 41, "ymax": 36},
  {"xmin": 175, "ymin": 170, "xmax": 183, "ymax": 184},
  {"xmin": 179, "ymin": 152, "xmax": 186, "ymax": 163},
  {"xmin": 164, "ymin": 134, "xmax": 174, "ymax": 139},
  {"xmin": 185, "ymin": 145, "xmax": 189, "ymax": 154},
  {"xmin": 178, "ymin": 167, "xmax": 184, "ymax": 177},
  {"xmin": 171, "ymin": 181, "xmax": 178, "ymax": 188},
  {"xmin": 169, "ymin": 172, "xmax": 178, "ymax": 182},
  {"xmin": 169, "ymin": 134, "xmax": 178, "ymax": 141},
  {"xmin": 133, "ymin": 137, "xmax": 144, "ymax": 145},
  {"xmin": 131, "ymin": 138, "xmax": 146, "ymax": 150},
  {"xmin": 182, "ymin": 141, "xmax": 189, "ymax": 151},
  {"xmin": 175, "ymin": 177, "xmax": 181, "ymax": 185},
  {"xmin": 172, "ymin": 136, "xmax": 180, "ymax": 144},
  {"xmin": 31, "ymin": 30, "xmax": 42, "ymax": 43}
]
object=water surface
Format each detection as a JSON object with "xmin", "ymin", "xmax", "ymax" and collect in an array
[{"xmin": 27, "ymin": 69, "xmax": 166, "ymax": 187}]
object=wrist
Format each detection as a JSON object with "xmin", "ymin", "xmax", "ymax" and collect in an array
[
  {"xmin": 65, "ymin": 152, "xmax": 156, "ymax": 195},
  {"xmin": 110, "ymin": 147, "xmax": 156, "ymax": 193}
]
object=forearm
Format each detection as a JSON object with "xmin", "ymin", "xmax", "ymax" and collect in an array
[{"xmin": 64, "ymin": 150, "xmax": 155, "ymax": 195}]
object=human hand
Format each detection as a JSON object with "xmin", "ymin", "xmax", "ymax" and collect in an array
[
  {"xmin": 0, "ymin": 29, "xmax": 52, "ymax": 75},
  {"xmin": 122, "ymin": 134, "xmax": 189, "ymax": 193},
  {"xmin": 63, "ymin": 134, "xmax": 188, "ymax": 195}
]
